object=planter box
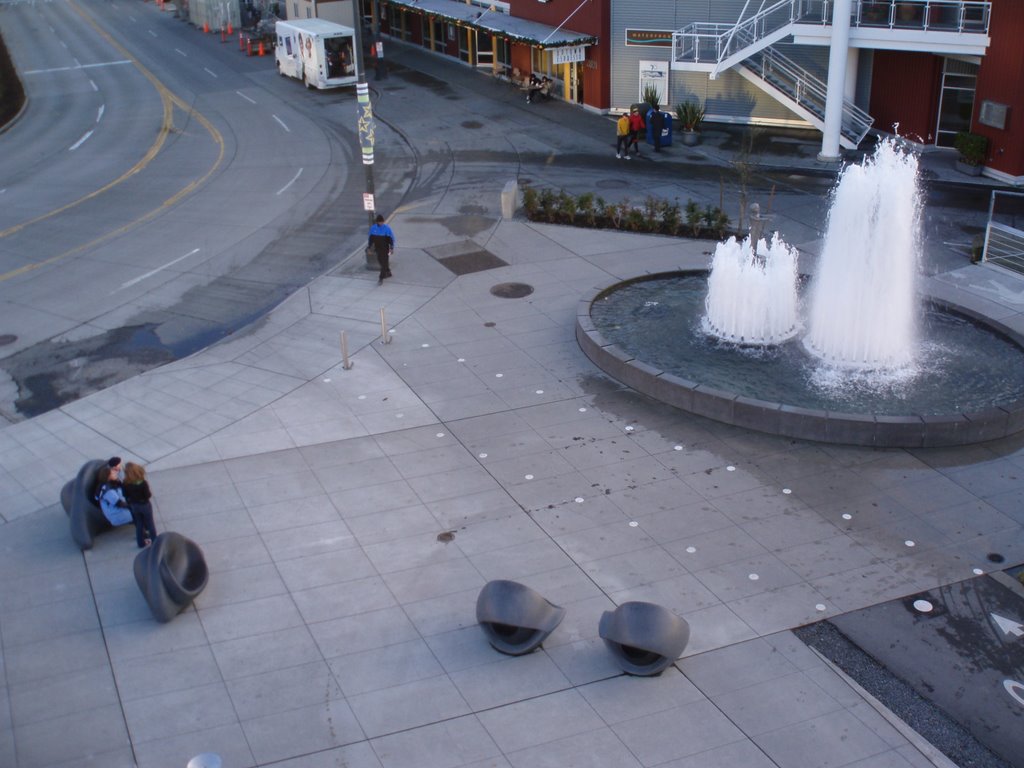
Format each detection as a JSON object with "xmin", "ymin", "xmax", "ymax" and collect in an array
[
  {"xmin": 681, "ymin": 130, "xmax": 700, "ymax": 147},
  {"xmin": 955, "ymin": 158, "xmax": 983, "ymax": 176}
]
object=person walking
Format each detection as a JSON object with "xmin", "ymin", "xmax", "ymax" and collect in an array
[
  {"xmin": 649, "ymin": 108, "xmax": 666, "ymax": 152},
  {"xmin": 628, "ymin": 107, "xmax": 646, "ymax": 155},
  {"xmin": 368, "ymin": 214, "xmax": 395, "ymax": 285},
  {"xmin": 616, "ymin": 113, "xmax": 631, "ymax": 160},
  {"xmin": 123, "ymin": 462, "xmax": 158, "ymax": 548}
]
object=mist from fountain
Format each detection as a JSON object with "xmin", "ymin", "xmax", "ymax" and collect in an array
[
  {"xmin": 804, "ymin": 140, "xmax": 921, "ymax": 369},
  {"xmin": 703, "ymin": 232, "xmax": 800, "ymax": 345}
]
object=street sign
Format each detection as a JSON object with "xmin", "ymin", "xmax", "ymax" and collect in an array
[{"xmin": 363, "ymin": 193, "xmax": 375, "ymax": 211}]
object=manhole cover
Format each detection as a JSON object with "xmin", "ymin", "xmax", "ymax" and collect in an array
[
  {"xmin": 490, "ymin": 282, "xmax": 534, "ymax": 299},
  {"xmin": 988, "ymin": 552, "xmax": 1006, "ymax": 563},
  {"xmin": 484, "ymin": 321, "xmax": 496, "ymax": 327},
  {"xmin": 0, "ymin": 334, "xmax": 16, "ymax": 347},
  {"xmin": 437, "ymin": 531, "xmax": 456, "ymax": 543}
]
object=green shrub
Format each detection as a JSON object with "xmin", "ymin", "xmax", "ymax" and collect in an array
[
  {"xmin": 522, "ymin": 186, "xmax": 540, "ymax": 217},
  {"xmin": 557, "ymin": 190, "xmax": 577, "ymax": 224},
  {"xmin": 674, "ymin": 100, "xmax": 705, "ymax": 132},
  {"xmin": 539, "ymin": 188, "xmax": 558, "ymax": 223},
  {"xmin": 661, "ymin": 199, "xmax": 682, "ymax": 235},
  {"xmin": 685, "ymin": 200, "xmax": 704, "ymax": 237},
  {"xmin": 954, "ymin": 131, "xmax": 987, "ymax": 166}
]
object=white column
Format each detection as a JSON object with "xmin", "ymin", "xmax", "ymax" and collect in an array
[
  {"xmin": 818, "ymin": 0, "xmax": 853, "ymax": 162},
  {"xmin": 844, "ymin": 47, "xmax": 859, "ymax": 102}
]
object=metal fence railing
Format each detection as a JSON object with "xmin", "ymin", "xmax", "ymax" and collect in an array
[{"xmin": 983, "ymin": 191, "xmax": 1024, "ymax": 274}]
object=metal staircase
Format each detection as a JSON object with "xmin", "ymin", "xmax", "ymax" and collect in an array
[{"xmin": 740, "ymin": 46, "xmax": 873, "ymax": 149}]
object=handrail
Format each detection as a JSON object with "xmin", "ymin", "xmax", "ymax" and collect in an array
[
  {"xmin": 748, "ymin": 46, "xmax": 874, "ymax": 144},
  {"xmin": 672, "ymin": 0, "xmax": 991, "ymax": 69}
]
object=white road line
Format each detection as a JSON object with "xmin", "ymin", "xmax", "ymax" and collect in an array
[
  {"xmin": 204, "ymin": 67, "xmax": 218, "ymax": 78},
  {"xmin": 96, "ymin": 104, "xmax": 104, "ymax": 123},
  {"xmin": 89, "ymin": 79, "xmax": 98, "ymax": 91},
  {"xmin": 236, "ymin": 90, "xmax": 256, "ymax": 104},
  {"xmin": 175, "ymin": 48, "xmax": 187, "ymax": 57},
  {"xmin": 128, "ymin": 14, "xmax": 136, "ymax": 22},
  {"xmin": 24, "ymin": 61, "xmax": 131, "ymax": 75},
  {"xmin": 60, "ymin": 40, "xmax": 68, "ymax": 49},
  {"xmin": 117, "ymin": 248, "xmax": 201, "ymax": 291},
  {"xmin": 69, "ymin": 130, "xmax": 93, "ymax": 151},
  {"xmin": 73, "ymin": 58, "xmax": 80, "ymax": 67},
  {"xmin": 277, "ymin": 168, "xmax": 303, "ymax": 196},
  {"xmin": 272, "ymin": 114, "xmax": 290, "ymax": 132},
  {"xmin": 148, "ymin": 30, "xmax": 157, "ymax": 38}
]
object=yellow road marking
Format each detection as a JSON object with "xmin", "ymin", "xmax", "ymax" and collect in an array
[{"xmin": 0, "ymin": 0, "xmax": 225, "ymax": 283}]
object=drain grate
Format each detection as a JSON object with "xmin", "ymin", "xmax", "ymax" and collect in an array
[{"xmin": 438, "ymin": 251, "xmax": 508, "ymax": 275}]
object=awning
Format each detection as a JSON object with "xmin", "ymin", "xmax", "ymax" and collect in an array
[{"xmin": 383, "ymin": 0, "xmax": 596, "ymax": 48}]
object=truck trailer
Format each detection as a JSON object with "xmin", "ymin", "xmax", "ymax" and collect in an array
[{"xmin": 275, "ymin": 19, "xmax": 357, "ymax": 89}]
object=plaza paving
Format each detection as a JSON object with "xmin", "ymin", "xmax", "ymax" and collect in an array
[{"xmin": 4, "ymin": 29, "xmax": 1024, "ymax": 768}]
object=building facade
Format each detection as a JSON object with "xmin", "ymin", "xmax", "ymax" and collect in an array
[{"xmin": 362, "ymin": 0, "xmax": 1020, "ymax": 182}]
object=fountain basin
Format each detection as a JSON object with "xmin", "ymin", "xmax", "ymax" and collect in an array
[{"xmin": 578, "ymin": 271, "xmax": 1024, "ymax": 448}]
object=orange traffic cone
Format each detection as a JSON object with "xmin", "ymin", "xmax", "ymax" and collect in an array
[
  {"xmin": 220, "ymin": 27, "xmax": 227, "ymax": 43},
  {"xmin": 258, "ymin": 40, "xmax": 265, "ymax": 56},
  {"xmin": 227, "ymin": 22, "xmax": 233, "ymax": 35},
  {"xmin": 239, "ymin": 31, "xmax": 244, "ymax": 51},
  {"xmin": 203, "ymin": 21, "xmax": 209, "ymax": 33},
  {"xmin": 246, "ymin": 38, "xmax": 253, "ymax": 56}
]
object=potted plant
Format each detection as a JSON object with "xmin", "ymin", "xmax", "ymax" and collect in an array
[
  {"xmin": 675, "ymin": 100, "xmax": 705, "ymax": 146},
  {"xmin": 954, "ymin": 130, "xmax": 987, "ymax": 176},
  {"xmin": 641, "ymin": 84, "xmax": 661, "ymax": 112}
]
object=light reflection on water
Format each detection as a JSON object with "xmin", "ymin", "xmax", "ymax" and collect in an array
[{"xmin": 590, "ymin": 275, "xmax": 1024, "ymax": 416}]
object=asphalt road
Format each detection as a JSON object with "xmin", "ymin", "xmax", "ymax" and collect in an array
[{"xmin": 0, "ymin": 0, "xmax": 410, "ymax": 422}]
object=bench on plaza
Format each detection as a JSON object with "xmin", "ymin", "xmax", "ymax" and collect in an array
[
  {"xmin": 476, "ymin": 579, "xmax": 565, "ymax": 655},
  {"xmin": 60, "ymin": 459, "xmax": 113, "ymax": 550},
  {"xmin": 599, "ymin": 601, "xmax": 690, "ymax": 676},
  {"xmin": 134, "ymin": 532, "xmax": 209, "ymax": 623}
]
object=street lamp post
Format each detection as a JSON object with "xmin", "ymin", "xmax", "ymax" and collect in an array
[{"xmin": 353, "ymin": 4, "xmax": 379, "ymax": 268}]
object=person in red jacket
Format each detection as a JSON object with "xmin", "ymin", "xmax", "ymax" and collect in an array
[{"xmin": 628, "ymin": 107, "xmax": 646, "ymax": 156}]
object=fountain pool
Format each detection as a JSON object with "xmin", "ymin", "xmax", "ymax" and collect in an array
[{"xmin": 579, "ymin": 273, "xmax": 1024, "ymax": 447}]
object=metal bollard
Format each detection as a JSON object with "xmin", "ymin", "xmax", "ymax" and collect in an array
[
  {"xmin": 379, "ymin": 308, "xmax": 392, "ymax": 345},
  {"xmin": 340, "ymin": 331, "xmax": 354, "ymax": 370}
]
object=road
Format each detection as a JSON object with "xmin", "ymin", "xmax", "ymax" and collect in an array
[{"xmin": 0, "ymin": 0, "xmax": 409, "ymax": 422}]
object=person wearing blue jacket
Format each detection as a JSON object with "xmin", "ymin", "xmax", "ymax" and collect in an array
[
  {"xmin": 368, "ymin": 214, "xmax": 395, "ymax": 286},
  {"xmin": 95, "ymin": 464, "xmax": 133, "ymax": 526}
]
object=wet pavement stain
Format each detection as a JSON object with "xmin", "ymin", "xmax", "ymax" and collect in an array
[{"xmin": 8, "ymin": 325, "xmax": 175, "ymax": 418}]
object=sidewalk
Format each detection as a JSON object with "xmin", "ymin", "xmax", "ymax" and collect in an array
[{"xmin": 2, "ymin": 41, "xmax": 1024, "ymax": 768}]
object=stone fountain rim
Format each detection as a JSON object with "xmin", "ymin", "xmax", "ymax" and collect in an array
[{"xmin": 576, "ymin": 269, "xmax": 1024, "ymax": 448}]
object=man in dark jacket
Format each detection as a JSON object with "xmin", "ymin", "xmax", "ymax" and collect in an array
[
  {"xmin": 649, "ymin": 109, "xmax": 666, "ymax": 152},
  {"xmin": 368, "ymin": 214, "xmax": 396, "ymax": 285}
]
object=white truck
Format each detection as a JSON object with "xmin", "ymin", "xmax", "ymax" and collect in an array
[{"xmin": 275, "ymin": 19, "xmax": 358, "ymax": 89}]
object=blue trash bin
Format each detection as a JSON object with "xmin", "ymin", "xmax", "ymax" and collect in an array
[{"xmin": 645, "ymin": 109, "xmax": 672, "ymax": 148}]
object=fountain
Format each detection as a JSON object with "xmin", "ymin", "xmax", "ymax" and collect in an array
[
  {"xmin": 703, "ymin": 232, "xmax": 800, "ymax": 346},
  {"xmin": 804, "ymin": 140, "xmax": 920, "ymax": 369},
  {"xmin": 577, "ymin": 140, "xmax": 1024, "ymax": 447}
]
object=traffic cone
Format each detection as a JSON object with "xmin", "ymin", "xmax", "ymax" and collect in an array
[
  {"xmin": 203, "ymin": 21, "xmax": 209, "ymax": 33},
  {"xmin": 227, "ymin": 22, "xmax": 233, "ymax": 35},
  {"xmin": 258, "ymin": 40, "xmax": 265, "ymax": 56},
  {"xmin": 246, "ymin": 38, "xmax": 253, "ymax": 56},
  {"xmin": 221, "ymin": 27, "xmax": 227, "ymax": 43},
  {"xmin": 239, "ymin": 31, "xmax": 244, "ymax": 51}
]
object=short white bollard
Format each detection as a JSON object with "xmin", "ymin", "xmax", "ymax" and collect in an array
[
  {"xmin": 500, "ymin": 179, "xmax": 518, "ymax": 220},
  {"xmin": 379, "ymin": 308, "xmax": 392, "ymax": 345},
  {"xmin": 187, "ymin": 754, "xmax": 222, "ymax": 768},
  {"xmin": 340, "ymin": 330, "xmax": 354, "ymax": 370}
]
